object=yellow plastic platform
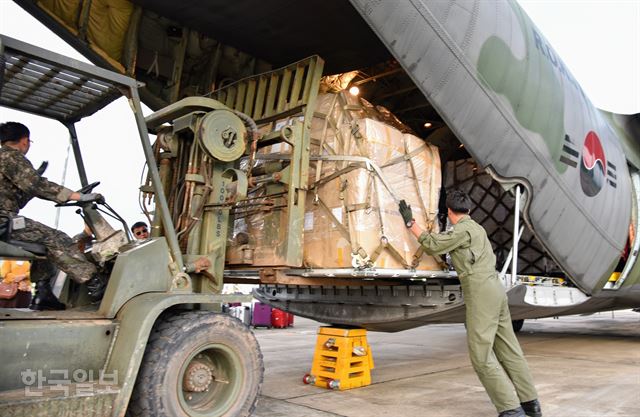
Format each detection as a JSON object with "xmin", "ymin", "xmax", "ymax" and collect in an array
[{"xmin": 304, "ymin": 327, "xmax": 374, "ymax": 390}]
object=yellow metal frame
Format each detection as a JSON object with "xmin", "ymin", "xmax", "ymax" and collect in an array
[
  {"xmin": 307, "ymin": 327, "xmax": 374, "ymax": 391},
  {"xmin": 213, "ymin": 56, "xmax": 325, "ymax": 266}
]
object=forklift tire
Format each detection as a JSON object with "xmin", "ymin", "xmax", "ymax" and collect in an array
[
  {"xmin": 512, "ymin": 319, "xmax": 525, "ymax": 333},
  {"xmin": 128, "ymin": 311, "xmax": 263, "ymax": 417}
]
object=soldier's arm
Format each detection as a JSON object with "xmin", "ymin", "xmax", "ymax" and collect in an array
[
  {"xmin": 4, "ymin": 154, "xmax": 74, "ymax": 203},
  {"xmin": 416, "ymin": 227, "xmax": 471, "ymax": 256}
]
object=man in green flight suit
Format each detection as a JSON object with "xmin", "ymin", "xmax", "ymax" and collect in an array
[{"xmin": 399, "ymin": 190, "xmax": 542, "ymax": 417}]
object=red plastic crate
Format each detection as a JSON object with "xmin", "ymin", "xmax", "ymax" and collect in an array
[{"xmin": 271, "ymin": 308, "xmax": 288, "ymax": 328}]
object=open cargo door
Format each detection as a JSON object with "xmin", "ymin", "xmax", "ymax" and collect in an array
[{"xmin": 349, "ymin": 0, "xmax": 631, "ymax": 294}]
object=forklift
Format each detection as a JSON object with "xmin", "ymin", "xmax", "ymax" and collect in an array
[{"xmin": 0, "ymin": 34, "xmax": 263, "ymax": 417}]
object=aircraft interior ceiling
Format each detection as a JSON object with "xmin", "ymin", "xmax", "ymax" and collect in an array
[
  {"xmin": 131, "ymin": 0, "xmax": 391, "ymax": 72},
  {"xmin": 129, "ymin": 1, "xmax": 455, "ymax": 147}
]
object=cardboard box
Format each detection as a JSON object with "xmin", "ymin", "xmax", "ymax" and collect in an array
[{"xmin": 230, "ymin": 92, "xmax": 443, "ymax": 271}]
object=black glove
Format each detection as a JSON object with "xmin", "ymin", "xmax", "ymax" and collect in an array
[
  {"xmin": 36, "ymin": 161, "xmax": 48, "ymax": 176},
  {"xmin": 78, "ymin": 193, "xmax": 104, "ymax": 203},
  {"xmin": 399, "ymin": 199, "xmax": 414, "ymax": 227}
]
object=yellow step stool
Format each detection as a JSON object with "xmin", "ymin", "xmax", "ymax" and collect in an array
[{"xmin": 303, "ymin": 327, "xmax": 374, "ymax": 390}]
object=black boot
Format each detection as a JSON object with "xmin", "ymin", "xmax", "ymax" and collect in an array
[
  {"xmin": 521, "ymin": 399, "xmax": 542, "ymax": 417},
  {"xmin": 498, "ymin": 407, "xmax": 525, "ymax": 417},
  {"xmin": 86, "ymin": 274, "xmax": 107, "ymax": 302},
  {"xmin": 30, "ymin": 279, "xmax": 65, "ymax": 311}
]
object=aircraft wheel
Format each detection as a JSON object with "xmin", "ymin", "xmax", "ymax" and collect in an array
[
  {"xmin": 128, "ymin": 311, "xmax": 263, "ymax": 417},
  {"xmin": 512, "ymin": 319, "xmax": 525, "ymax": 333}
]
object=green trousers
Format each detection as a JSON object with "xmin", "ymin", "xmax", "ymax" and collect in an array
[{"xmin": 464, "ymin": 273, "xmax": 538, "ymax": 412}]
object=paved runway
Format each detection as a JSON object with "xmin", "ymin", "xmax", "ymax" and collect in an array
[{"xmin": 252, "ymin": 310, "xmax": 640, "ymax": 417}]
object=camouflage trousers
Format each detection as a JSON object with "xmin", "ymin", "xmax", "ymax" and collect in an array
[{"xmin": 10, "ymin": 217, "xmax": 96, "ymax": 284}]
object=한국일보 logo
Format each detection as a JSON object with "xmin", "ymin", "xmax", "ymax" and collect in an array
[{"xmin": 580, "ymin": 131, "xmax": 606, "ymax": 197}]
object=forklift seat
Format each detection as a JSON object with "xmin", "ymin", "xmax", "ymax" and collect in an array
[
  {"xmin": 6, "ymin": 240, "xmax": 47, "ymax": 256},
  {"xmin": 0, "ymin": 217, "xmax": 47, "ymax": 257}
]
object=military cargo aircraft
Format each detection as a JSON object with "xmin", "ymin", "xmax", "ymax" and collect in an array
[{"xmin": 13, "ymin": 0, "xmax": 640, "ymax": 331}]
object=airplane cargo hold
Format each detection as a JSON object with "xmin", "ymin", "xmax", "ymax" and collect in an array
[
  {"xmin": 228, "ymin": 91, "xmax": 443, "ymax": 271},
  {"xmin": 208, "ymin": 59, "xmax": 576, "ymax": 331}
]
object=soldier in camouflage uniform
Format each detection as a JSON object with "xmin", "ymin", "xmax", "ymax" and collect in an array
[
  {"xmin": 0, "ymin": 122, "xmax": 104, "ymax": 310},
  {"xmin": 399, "ymin": 190, "xmax": 542, "ymax": 417}
]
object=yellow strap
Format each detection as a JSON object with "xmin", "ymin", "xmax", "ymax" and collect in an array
[
  {"xmin": 381, "ymin": 143, "xmax": 427, "ymax": 168},
  {"xmin": 368, "ymin": 239, "xmax": 386, "ymax": 263},
  {"xmin": 411, "ymin": 247, "xmax": 424, "ymax": 269},
  {"xmin": 384, "ymin": 242, "xmax": 409, "ymax": 268}
]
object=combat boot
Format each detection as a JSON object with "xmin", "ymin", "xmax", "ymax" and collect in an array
[
  {"xmin": 498, "ymin": 407, "xmax": 526, "ymax": 417},
  {"xmin": 86, "ymin": 274, "xmax": 107, "ymax": 302},
  {"xmin": 30, "ymin": 279, "xmax": 65, "ymax": 310},
  {"xmin": 521, "ymin": 399, "xmax": 542, "ymax": 417}
]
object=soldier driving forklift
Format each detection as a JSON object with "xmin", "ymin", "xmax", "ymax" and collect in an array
[{"xmin": 0, "ymin": 120, "xmax": 107, "ymax": 310}]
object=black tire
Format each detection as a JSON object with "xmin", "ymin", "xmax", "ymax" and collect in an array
[
  {"xmin": 128, "ymin": 311, "xmax": 263, "ymax": 417},
  {"xmin": 512, "ymin": 319, "xmax": 525, "ymax": 333}
]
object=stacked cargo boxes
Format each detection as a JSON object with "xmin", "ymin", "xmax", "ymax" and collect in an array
[{"xmin": 231, "ymin": 91, "xmax": 442, "ymax": 271}]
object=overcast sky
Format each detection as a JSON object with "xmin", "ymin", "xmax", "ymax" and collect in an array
[
  {"xmin": 0, "ymin": 0, "xmax": 639, "ymax": 235},
  {"xmin": 0, "ymin": 1, "xmax": 150, "ymax": 235},
  {"xmin": 519, "ymin": 0, "xmax": 640, "ymax": 114}
]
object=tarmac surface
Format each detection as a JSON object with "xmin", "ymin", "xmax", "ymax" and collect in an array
[{"xmin": 252, "ymin": 310, "xmax": 640, "ymax": 417}]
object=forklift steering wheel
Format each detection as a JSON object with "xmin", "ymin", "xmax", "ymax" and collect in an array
[
  {"xmin": 54, "ymin": 181, "xmax": 102, "ymax": 207},
  {"xmin": 77, "ymin": 181, "xmax": 100, "ymax": 194}
]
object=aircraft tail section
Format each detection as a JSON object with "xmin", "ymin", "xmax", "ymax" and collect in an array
[{"xmin": 349, "ymin": 0, "xmax": 632, "ymax": 294}]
